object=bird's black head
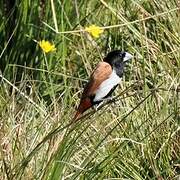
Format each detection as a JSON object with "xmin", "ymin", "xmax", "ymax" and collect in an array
[{"xmin": 104, "ymin": 50, "xmax": 133, "ymax": 77}]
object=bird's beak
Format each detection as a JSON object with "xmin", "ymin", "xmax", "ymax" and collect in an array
[{"xmin": 123, "ymin": 52, "xmax": 133, "ymax": 62}]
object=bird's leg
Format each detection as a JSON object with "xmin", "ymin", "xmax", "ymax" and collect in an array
[
  {"xmin": 93, "ymin": 96, "xmax": 116, "ymax": 111},
  {"xmin": 93, "ymin": 101, "xmax": 104, "ymax": 111},
  {"xmin": 103, "ymin": 96, "xmax": 116, "ymax": 103}
]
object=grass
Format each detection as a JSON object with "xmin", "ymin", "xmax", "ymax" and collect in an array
[{"xmin": 0, "ymin": 0, "xmax": 180, "ymax": 179}]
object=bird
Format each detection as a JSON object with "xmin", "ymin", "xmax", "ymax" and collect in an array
[{"xmin": 73, "ymin": 50, "xmax": 133, "ymax": 121}]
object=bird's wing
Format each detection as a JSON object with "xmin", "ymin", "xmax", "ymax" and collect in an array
[
  {"xmin": 82, "ymin": 61, "xmax": 112, "ymax": 98},
  {"xmin": 73, "ymin": 62, "xmax": 112, "ymax": 121}
]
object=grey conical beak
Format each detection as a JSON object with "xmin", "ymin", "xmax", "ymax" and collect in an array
[{"xmin": 123, "ymin": 52, "xmax": 133, "ymax": 62}]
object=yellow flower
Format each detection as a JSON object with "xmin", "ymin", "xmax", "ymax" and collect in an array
[
  {"xmin": 38, "ymin": 40, "xmax": 56, "ymax": 53},
  {"xmin": 85, "ymin": 25, "xmax": 104, "ymax": 38}
]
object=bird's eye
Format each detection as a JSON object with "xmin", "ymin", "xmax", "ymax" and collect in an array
[{"xmin": 121, "ymin": 52, "xmax": 126, "ymax": 58}]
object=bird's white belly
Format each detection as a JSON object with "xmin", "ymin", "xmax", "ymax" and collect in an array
[{"xmin": 94, "ymin": 70, "xmax": 121, "ymax": 102}]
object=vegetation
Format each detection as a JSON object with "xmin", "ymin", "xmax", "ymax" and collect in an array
[{"xmin": 0, "ymin": 0, "xmax": 180, "ymax": 179}]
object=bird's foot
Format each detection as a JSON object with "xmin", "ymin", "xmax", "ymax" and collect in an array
[
  {"xmin": 93, "ymin": 96, "xmax": 117, "ymax": 111},
  {"xmin": 93, "ymin": 101, "xmax": 104, "ymax": 111},
  {"xmin": 104, "ymin": 96, "xmax": 116, "ymax": 104}
]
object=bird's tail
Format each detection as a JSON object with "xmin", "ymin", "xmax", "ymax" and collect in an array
[
  {"xmin": 72, "ymin": 110, "xmax": 81, "ymax": 122},
  {"xmin": 72, "ymin": 98, "xmax": 92, "ymax": 122}
]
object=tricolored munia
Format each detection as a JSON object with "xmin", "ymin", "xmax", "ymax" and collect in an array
[{"xmin": 73, "ymin": 50, "xmax": 133, "ymax": 121}]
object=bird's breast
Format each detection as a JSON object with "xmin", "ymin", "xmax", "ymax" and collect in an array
[{"xmin": 93, "ymin": 70, "xmax": 121, "ymax": 102}]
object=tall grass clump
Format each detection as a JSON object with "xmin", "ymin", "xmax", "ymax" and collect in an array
[{"xmin": 0, "ymin": 0, "xmax": 179, "ymax": 179}]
